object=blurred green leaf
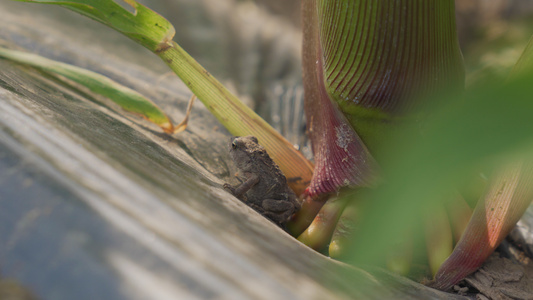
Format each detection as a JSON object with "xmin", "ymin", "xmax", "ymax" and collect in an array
[
  {"xmin": 511, "ymin": 35, "xmax": 533, "ymax": 78},
  {"xmin": 345, "ymin": 67, "xmax": 533, "ymax": 269}
]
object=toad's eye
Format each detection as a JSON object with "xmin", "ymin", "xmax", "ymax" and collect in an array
[{"xmin": 231, "ymin": 140, "xmax": 238, "ymax": 150}]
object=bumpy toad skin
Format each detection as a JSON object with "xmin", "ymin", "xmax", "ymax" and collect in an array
[{"xmin": 224, "ymin": 136, "xmax": 300, "ymax": 226}]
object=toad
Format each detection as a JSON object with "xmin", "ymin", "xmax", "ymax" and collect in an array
[{"xmin": 224, "ymin": 136, "xmax": 301, "ymax": 226}]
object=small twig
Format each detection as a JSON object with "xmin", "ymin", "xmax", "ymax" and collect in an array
[{"xmin": 172, "ymin": 94, "xmax": 197, "ymax": 134}]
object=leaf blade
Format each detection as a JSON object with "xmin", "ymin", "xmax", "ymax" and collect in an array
[{"xmin": 0, "ymin": 47, "xmax": 173, "ymax": 131}]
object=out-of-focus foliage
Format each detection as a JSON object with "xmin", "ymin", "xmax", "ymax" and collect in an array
[
  {"xmin": 456, "ymin": 0, "xmax": 533, "ymax": 84},
  {"xmin": 343, "ymin": 65, "xmax": 533, "ymax": 279}
]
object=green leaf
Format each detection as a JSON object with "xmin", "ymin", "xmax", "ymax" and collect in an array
[
  {"xmin": 345, "ymin": 69, "xmax": 533, "ymax": 280},
  {"xmin": 510, "ymin": 35, "xmax": 533, "ymax": 78},
  {"xmin": 0, "ymin": 47, "xmax": 173, "ymax": 131},
  {"xmin": 316, "ymin": 0, "xmax": 464, "ymax": 151},
  {"xmin": 301, "ymin": 0, "xmax": 465, "ymax": 199},
  {"xmin": 12, "ymin": 0, "xmax": 175, "ymax": 52},
  {"xmin": 301, "ymin": 0, "xmax": 378, "ymax": 199},
  {"xmin": 9, "ymin": 0, "xmax": 315, "ymax": 195}
]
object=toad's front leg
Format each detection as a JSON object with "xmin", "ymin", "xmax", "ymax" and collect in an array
[
  {"xmin": 223, "ymin": 173, "xmax": 259, "ymax": 199},
  {"xmin": 261, "ymin": 199, "xmax": 297, "ymax": 225}
]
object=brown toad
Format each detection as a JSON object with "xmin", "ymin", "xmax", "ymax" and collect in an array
[{"xmin": 224, "ymin": 136, "xmax": 300, "ymax": 226}]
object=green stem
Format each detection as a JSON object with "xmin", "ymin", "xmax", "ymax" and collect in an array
[{"xmin": 156, "ymin": 41, "xmax": 313, "ymax": 195}]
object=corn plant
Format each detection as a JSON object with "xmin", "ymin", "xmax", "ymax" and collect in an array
[{"xmin": 3, "ymin": 0, "xmax": 533, "ymax": 293}]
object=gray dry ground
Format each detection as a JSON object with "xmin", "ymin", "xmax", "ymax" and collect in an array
[
  {"xmin": 456, "ymin": 206, "xmax": 533, "ymax": 300},
  {"xmin": 452, "ymin": 253, "xmax": 533, "ymax": 300}
]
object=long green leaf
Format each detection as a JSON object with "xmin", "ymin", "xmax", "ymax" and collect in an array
[
  {"xmin": 11, "ymin": 0, "xmax": 314, "ymax": 194},
  {"xmin": 0, "ymin": 47, "xmax": 173, "ymax": 130},
  {"xmin": 13, "ymin": 0, "xmax": 175, "ymax": 52},
  {"xmin": 510, "ymin": 35, "xmax": 533, "ymax": 78},
  {"xmin": 301, "ymin": 0, "xmax": 464, "ymax": 199},
  {"xmin": 317, "ymin": 0, "xmax": 464, "ymax": 151}
]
